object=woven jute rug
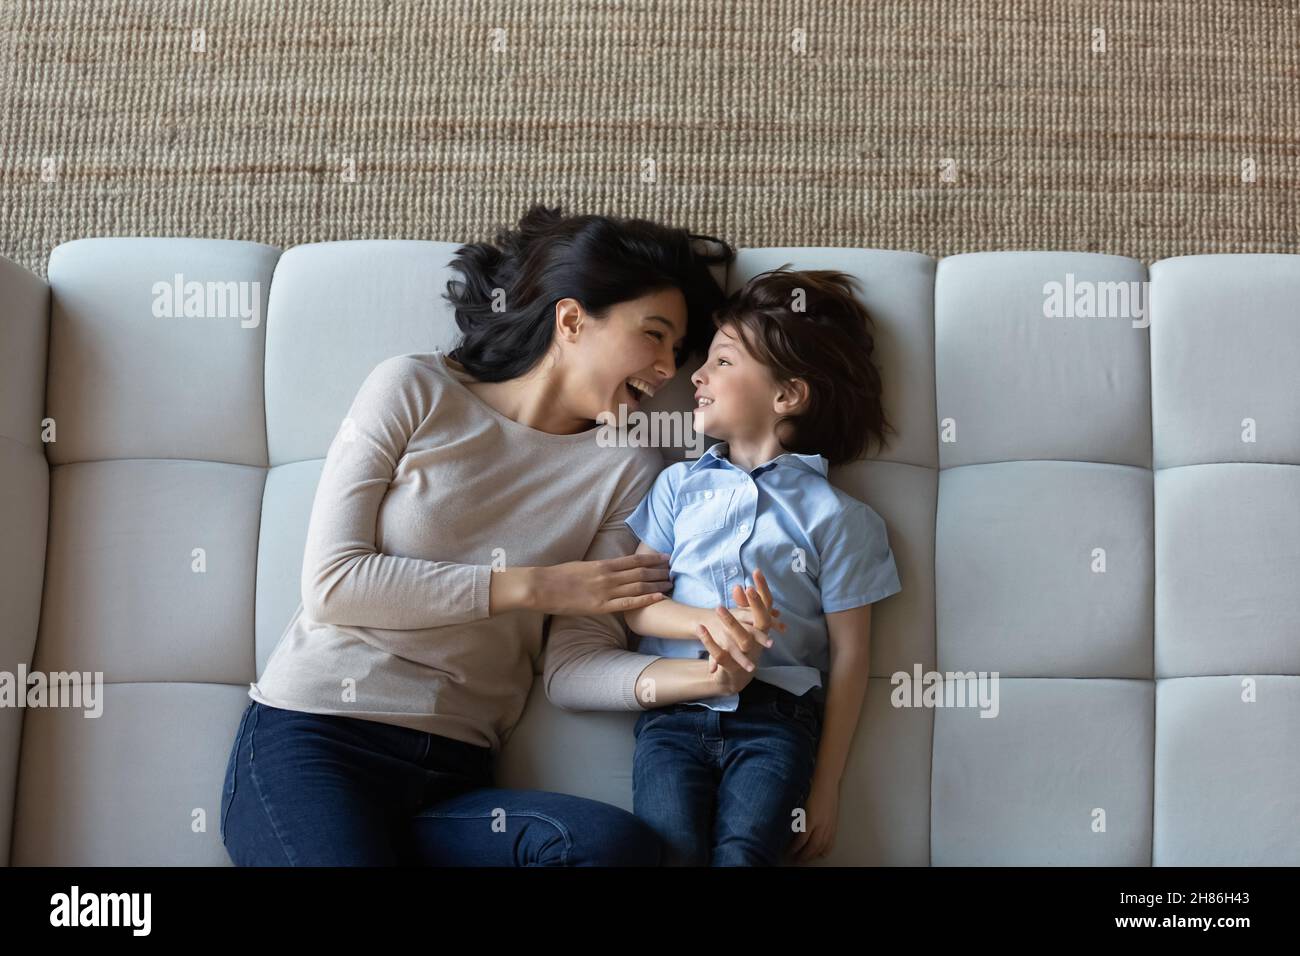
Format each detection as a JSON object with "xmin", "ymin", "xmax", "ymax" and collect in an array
[{"xmin": 2, "ymin": 0, "xmax": 1297, "ymax": 277}]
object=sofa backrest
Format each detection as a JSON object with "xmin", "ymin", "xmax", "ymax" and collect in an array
[
  {"xmin": 2, "ymin": 239, "xmax": 1297, "ymax": 865},
  {"xmin": 0, "ymin": 255, "xmax": 50, "ymax": 867}
]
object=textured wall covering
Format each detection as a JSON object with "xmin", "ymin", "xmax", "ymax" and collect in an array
[{"xmin": 1, "ymin": 0, "xmax": 1297, "ymax": 276}]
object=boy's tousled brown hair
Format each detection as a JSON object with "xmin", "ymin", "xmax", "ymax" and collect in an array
[{"xmin": 711, "ymin": 266, "xmax": 894, "ymax": 465}]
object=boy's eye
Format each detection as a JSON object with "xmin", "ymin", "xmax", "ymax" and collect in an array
[{"xmin": 716, "ymin": 358, "xmax": 730, "ymax": 366}]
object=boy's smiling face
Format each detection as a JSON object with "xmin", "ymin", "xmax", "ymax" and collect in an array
[{"xmin": 690, "ymin": 323, "xmax": 780, "ymax": 441}]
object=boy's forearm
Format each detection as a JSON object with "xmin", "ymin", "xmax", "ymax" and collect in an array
[
  {"xmin": 624, "ymin": 598, "xmax": 716, "ymax": 640},
  {"xmin": 813, "ymin": 650, "xmax": 871, "ymax": 789}
]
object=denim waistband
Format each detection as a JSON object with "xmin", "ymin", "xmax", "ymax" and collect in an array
[{"xmin": 738, "ymin": 680, "xmax": 807, "ymax": 706}]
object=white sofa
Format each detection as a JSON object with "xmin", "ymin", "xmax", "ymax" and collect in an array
[{"xmin": 1, "ymin": 238, "xmax": 1297, "ymax": 865}]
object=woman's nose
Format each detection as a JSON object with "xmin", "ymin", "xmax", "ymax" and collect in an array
[{"xmin": 657, "ymin": 353, "xmax": 676, "ymax": 379}]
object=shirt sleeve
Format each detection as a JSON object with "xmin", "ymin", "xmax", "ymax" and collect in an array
[
  {"xmin": 817, "ymin": 501, "xmax": 902, "ymax": 614},
  {"xmin": 300, "ymin": 354, "xmax": 493, "ymax": 629},
  {"xmin": 545, "ymin": 449, "xmax": 666, "ymax": 712},
  {"xmin": 623, "ymin": 463, "xmax": 680, "ymax": 554}
]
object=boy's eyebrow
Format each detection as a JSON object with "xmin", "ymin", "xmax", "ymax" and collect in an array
[
  {"xmin": 708, "ymin": 340, "xmax": 738, "ymax": 354},
  {"xmin": 645, "ymin": 314, "xmax": 685, "ymax": 347}
]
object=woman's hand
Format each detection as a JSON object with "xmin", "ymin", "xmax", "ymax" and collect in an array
[
  {"xmin": 706, "ymin": 570, "xmax": 781, "ymax": 674},
  {"xmin": 508, "ymin": 552, "xmax": 673, "ymax": 616},
  {"xmin": 697, "ymin": 571, "xmax": 777, "ymax": 692}
]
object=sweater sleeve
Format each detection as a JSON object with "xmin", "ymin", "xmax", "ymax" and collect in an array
[
  {"xmin": 543, "ymin": 449, "xmax": 664, "ymax": 712},
  {"xmin": 300, "ymin": 355, "xmax": 493, "ymax": 629}
]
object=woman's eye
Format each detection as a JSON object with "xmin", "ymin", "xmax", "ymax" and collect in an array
[{"xmin": 647, "ymin": 331, "xmax": 664, "ymax": 341}]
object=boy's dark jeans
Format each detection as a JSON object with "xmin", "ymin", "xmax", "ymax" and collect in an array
[{"xmin": 632, "ymin": 679, "xmax": 824, "ymax": 866}]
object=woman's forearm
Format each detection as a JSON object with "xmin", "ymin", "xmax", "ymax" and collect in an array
[
  {"xmin": 545, "ymin": 615, "xmax": 727, "ymax": 711},
  {"xmin": 632, "ymin": 656, "xmax": 729, "ymax": 706},
  {"xmin": 488, "ymin": 567, "xmax": 536, "ymax": 614}
]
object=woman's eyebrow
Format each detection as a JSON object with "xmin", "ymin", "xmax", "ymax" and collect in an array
[{"xmin": 645, "ymin": 314, "xmax": 685, "ymax": 346}]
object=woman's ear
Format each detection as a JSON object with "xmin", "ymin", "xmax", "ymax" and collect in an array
[{"xmin": 554, "ymin": 297, "xmax": 585, "ymax": 344}]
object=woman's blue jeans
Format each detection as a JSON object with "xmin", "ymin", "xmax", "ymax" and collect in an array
[{"xmin": 220, "ymin": 700, "xmax": 662, "ymax": 866}]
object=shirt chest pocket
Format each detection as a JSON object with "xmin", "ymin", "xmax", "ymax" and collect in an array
[{"xmin": 674, "ymin": 487, "xmax": 735, "ymax": 540}]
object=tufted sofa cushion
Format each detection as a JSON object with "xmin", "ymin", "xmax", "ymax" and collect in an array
[{"xmin": 0, "ymin": 238, "xmax": 1295, "ymax": 865}]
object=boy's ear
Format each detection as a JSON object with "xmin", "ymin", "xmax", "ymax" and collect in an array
[{"xmin": 774, "ymin": 377, "xmax": 811, "ymax": 416}]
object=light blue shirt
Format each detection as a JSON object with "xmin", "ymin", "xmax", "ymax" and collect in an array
[{"xmin": 625, "ymin": 441, "xmax": 902, "ymax": 712}]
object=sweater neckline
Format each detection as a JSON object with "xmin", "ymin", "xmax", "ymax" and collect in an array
[{"xmin": 434, "ymin": 350, "xmax": 604, "ymax": 445}]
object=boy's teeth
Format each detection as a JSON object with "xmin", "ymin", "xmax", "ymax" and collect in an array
[{"xmin": 697, "ymin": 397, "xmax": 713, "ymax": 406}]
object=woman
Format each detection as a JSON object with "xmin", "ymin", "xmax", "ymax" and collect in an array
[{"xmin": 220, "ymin": 204, "xmax": 751, "ymax": 865}]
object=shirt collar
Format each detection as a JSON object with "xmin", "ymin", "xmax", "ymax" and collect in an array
[{"xmin": 686, "ymin": 441, "xmax": 829, "ymax": 478}]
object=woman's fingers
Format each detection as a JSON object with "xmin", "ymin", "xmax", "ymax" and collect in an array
[
  {"xmin": 603, "ymin": 552, "xmax": 671, "ymax": 571},
  {"xmin": 696, "ymin": 624, "xmax": 729, "ymax": 669},
  {"xmin": 606, "ymin": 591, "xmax": 668, "ymax": 612},
  {"xmin": 609, "ymin": 578, "xmax": 672, "ymax": 600},
  {"xmin": 611, "ymin": 565, "xmax": 672, "ymax": 588},
  {"xmin": 713, "ymin": 607, "xmax": 757, "ymax": 671}
]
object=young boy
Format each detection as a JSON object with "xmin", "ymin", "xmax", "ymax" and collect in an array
[{"xmin": 622, "ymin": 267, "xmax": 902, "ymax": 866}]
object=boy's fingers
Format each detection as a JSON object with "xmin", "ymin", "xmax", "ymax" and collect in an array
[
  {"xmin": 746, "ymin": 586, "xmax": 771, "ymax": 630},
  {"xmin": 790, "ymin": 827, "xmax": 810, "ymax": 858}
]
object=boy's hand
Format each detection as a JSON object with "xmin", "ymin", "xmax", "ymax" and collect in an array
[
  {"xmin": 706, "ymin": 570, "xmax": 781, "ymax": 674},
  {"xmin": 729, "ymin": 603, "xmax": 786, "ymax": 633},
  {"xmin": 697, "ymin": 583, "xmax": 774, "ymax": 692},
  {"xmin": 788, "ymin": 780, "xmax": 839, "ymax": 864},
  {"xmin": 697, "ymin": 613, "xmax": 761, "ymax": 695}
]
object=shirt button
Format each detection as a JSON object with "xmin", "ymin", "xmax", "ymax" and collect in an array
[
  {"xmin": 703, "ymin": 490, "xmax": 714, "ymax": 499},
  {"xmin": 727, "ymin": 566, "xmax": 737, "ymax": 576},
  {"xmin": 738, "ymin": 523, "xmax": 749, "ymax": 535}
]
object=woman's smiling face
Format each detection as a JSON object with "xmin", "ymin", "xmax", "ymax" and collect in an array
[{"xmin": 558, "ymin": 286, "xmax": 688, "ymax": 423}]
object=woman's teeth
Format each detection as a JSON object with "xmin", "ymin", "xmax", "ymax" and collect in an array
[{"xmin": 625, "ymin": 377, "xmax": 656, "ymax": 401}]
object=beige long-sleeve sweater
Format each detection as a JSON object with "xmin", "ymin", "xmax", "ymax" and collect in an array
[{"xmin": 249, "ymin": 350, "xmax": 663, "ymax": 752}]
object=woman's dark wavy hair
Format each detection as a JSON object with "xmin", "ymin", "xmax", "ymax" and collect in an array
[
  {"xmin": 443, "ymin": 204, "xmax": 734, "ymax": 382},
  {"xmin": 712, "ymin": 266, "xmax": 895, "ymax": 465}
]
